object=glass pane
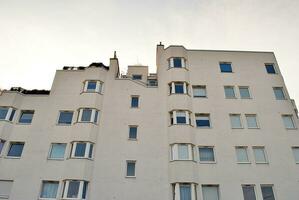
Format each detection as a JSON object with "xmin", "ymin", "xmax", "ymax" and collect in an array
[
  {"xmin": 193, "ymin": 86, "xmax": 206, "ymax": 97},
  {"xmin": 240, "ymin": 87, "xmax": 250, "ymax": 99},
  {"xmin": 131, "ymin": 97, "xmax": 139, "ymax": 107},
  {"xmin": 225, "ymin": 87, "xmax": 235, "ymax": 98},
  {"xmin": 87, "ymin": 81, "xmax": 97, "ymax": 90},
  {"xmin": 253, "ymin": 148, "xmax": 266, "ymax": 163},
  {"xmin": 0, "ymin": 140, "xmax": 5, "ymax": 155},
  {"xmin": 50, "ymin": 143, "xmax": 66, "ymax": 159},
  {"xmin": 180, "ymin": 184, "xmax": 191, "ymax": 200},
  {"xmin": 19, "ymin": 111, "xmax": 34, "ymax": 123},
  {"xmin": 75, "ymin": 143, "xmax": 86, "ymax": 157},
  {"xmin": 292, "ymin": 148, "xmax": 299, "ymax": 163},
  {"xmin": 176, "ymin": 112, "xmax": 186, "ymax": 124},
  {"xmin": 127, "ymin": 162, "xmax": 135, "ymax": 176},
  {"xmin": 230, "ymin": 115, "xmax": 242, "ymax": 128},
  {"xmin": 175, "ymin": 83, "xmax": 184, "ymax": 94},
  {"xmin": 261, "ymin": 186, "xmax": 275, "ymax": 200},
  {"xmin": 202, "ymin": 186, "xmax": 219, "ymax": 200},
  {"xmin": 129, "ymin": 127, "xmax": 137, "ymax": 139},
  {"xmin": 178, "ymin": 145, "xmax": 189, "ymax": 160},
  {"xmin": 94, "ymin": 111, "xmax": 98, "ymax": 123},
  {"xmin": 242, "ymin": 186, "xmax": 256, "ymax": 200},
  {"xmin": 196, "ymin": 115, "xmax": 210, "ymax": 127},
  {"xmin": 58, "ymin": 112, "xmax": 73, "ymax": 124},
  {"xmin": 266, "ymin": 65, "xmax": 276, "ymax": 74},
  {"xmin": 282, "ymin": 116, "xmax": 295, "ymax": 129},
  {"xmin": 81, "ymin": 109, "xmax": 92, "ymax": 122},
  {"xmin": 88, "ymin": 144, "xmax": 93, "ymax": 158},
  {"xmin": 246, "ymin": 115, "xmax": 258, "ymax": 128},
  {"xmin": 67, "ymin": 181, "xmax": 80, "ymax": 198},
  {"xmin": 132, "ymin": 75, "xmax": 142, "ymax": 80},
  {"xmin": 82, "ymin": 181, "xmax": 88, "ymax": 199},
  {"xmin": 7, "ymin": 143, "xmax": 24, "ymax": 157},
  {"xmin": 199, "ymin": 148, "xmax": 215, "ymax": 162},
  {"xmin": 0, "ymin": 108, "xmax": 8, "ymax": 120},
  {"xmin": 9, "ymin": 109, "xmax": 16, "ymax": 121},
  {"xmin": 173, "ymin": 58, "xmax": 182, "ymax": 68},
  {"xmin": 40, "ymin": 182, "xmax": 59, "ymax": 198},
  {"xmin": 274, "ymin": 88, "xmax": 285, "ymax": 100},
  {"xmin": 236, "ymin": 147, "xmax": 249, "ymax": 162},
  {"xmin": 220, "ymin": 63, "xmax": 232, "ymax": 72}
]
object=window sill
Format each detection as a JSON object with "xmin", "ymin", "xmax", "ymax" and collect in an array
[
  {"xmin": 4, "ymin": 156, "xmax": 21, "ymax": 159},
  {"xmin": 193, "ymin": 96, "xmax": 207, "ymax": 98},
  {"xmin": 285, "ymin": 128, "xmax": 297, "ymax": 130},
  {"xmin": 0, "ymin": 119, "xmax": 13, "ymax": 123},
  {"xmin": 47, "ymin": 158, "xmax": 65, "ymax": 161},
  {"xmin": 125, "ymin": 176, "xmax": 136, "ymax": 178},
  {"xmin": 170, "ymin": 159, "xmax": 196, "ymax": 163},
  {"xmin": 16, "ymin": 122, "xmax": 32, "ymax": 125},
  {"xmin": 75, "ymin": 121, "xmax": 98, "ymax": 125},
  {"xmin": 196, "ymin": 126, "xmax": 212, "ymax": 129},
  {"xmin": 56, "ymin": 123, "xmax": 72, "ymax": 126},
  {"xmin": 68, "ymin": 157, "xmax": 94, "ymax": 161},
  {"xmin": 128, "ymin": 138, "xmax": 138, "ymax": 141},
  {"xmin": 248, "ymin": 127, "xmax": 260, "ymax": 129},
  {"xmin": 225, "ymin": 97, "xmax": 237, "ymax": 99},
  {"xmin": 237, "ymin": 162, "xmax": 251, "ymax": 164},
  {"xmin": 130, "ymin": 107, "xmax": 139, "ymax": 109},
  {"xmin": 81, "ymin": 91, "xmax": 103, "ymax": 95},
  {"xmin": 255, "ymin": 162, "xmax": 269, "ymax": 164},
  {"xmin": 240, "ymin": 98, "xmax": 252, "ymax": 100},
  {"xmin": 231, "ymin": 127, "xmax": 244, "ymax": 129},
  {"xmin": 167, "ymin": 67, "xmax": 189, "ymax": 71},
  {"xmin": 169, "ymin": 124, "xmax": 193, "ymax": 127},
  {"xmin": 199, "ymin": 161, "xmax": 217, "ymax": 164}
]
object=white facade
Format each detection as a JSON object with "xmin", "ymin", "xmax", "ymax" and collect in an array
[{"xmin": 0, "ymin": 44, "xmax": 299, "ymax": 200}]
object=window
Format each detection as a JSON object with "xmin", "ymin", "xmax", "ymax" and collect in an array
[
  {"xmin": 236, "ymin": 146, "xmax": 249, "ymax": 163},
  {"xmin": 71, "ymin": 142, "xmax": 93, "ymax": 159},
  {"xmin": 58, "ymin": 111, "xmax": 73, "ymax": 125},
  {"xmin": 132, "ymin": 74, "xmax": 142, "ymax": 80},
  {"xmin": 246, "ymin": 114, "xmax": 258, "ymax": 128},
  {"xmin": 170, "ymin": 111, "xmax": 191, "ymax": 125},
  {"xmin": 173, "ymin": 183, "xmax": 196, "ymax": 200},
  {"xmin": 292, "ymin": 147, "xmax": 299, "ymax": 163},
  {"xmin": 202, "ymin": 185, "xmax": 220, "ymax": 200},
  {"xmin": 180, "ymin": 184, "xmax": 192, "ymax": 200},
  {"xmin": 126, "ymin": 161, "xmax": 136, "ymax": 177},
  {"xmin": 195, "ymin": 114, "xmax": 210, "ymax": 128},
  {"xmin": 171, "ymin": 144, "xmax": 193, "ymax": 161},
  {"xmin": 40, "ymin": 181, "xmax": 59, "ymax": 198},
  {"xmin": 7, "ymin": 142, "xmax": 24, "ymax": 157},
  {"xmin": 192, "ymin": 85, "xmax": 207, "ymax": 98},
  {"xmin": 198, "ymin": 147, "xmax": 215, "ymax": 162},
  {"xmin": 18, "ymin": 110, "xmax": 34, "ymax": 124},
  {"xmin": 0, "ymin": 107, "xmax": 16, "ymax": 121},
  {"xmin": 169, "ymin": 57, "xmax": 186, "ymax": 68},
  {"xmin": 253, "ymin": 147, "xmax": 267, "ymax": 163},
  {"xmin": 83, "ymin": 80, "xmax": 103, "ymax": 93},
  {"xmin": 239, "ymin": 87, "xmax": 251, "ymax": 99},
  {"xmin": 78, "ymin": 108, "xmax": 99, "ymax": 123},
  {"xmin": 169, "ymin": 82, "xmax": 188, "ymax": 94},
  {"xmin": 62, "ymin": 180, "xmax": 88, "ymax": 199},
  {"xmin": 230, "ymin": 114, "xmax": 242, "ymax": 128},
  {"xmin": 242, "ymin": 185, "xmax": 256, "ymax": 200},
  {"xmin": 49, "ymin": 143, "xmax": 66, "ymax": 159},
  {"xmin": 129, "ymin": 126, "xmax": 138, "ymax": 140},
  {"xmin": 224, "ymin": 86, "xmax": 236, "ymax": 98},
  {"xmin": 220, "ymin": 62, "xmax": 232, "ymax": 73},
  {"xmin": 131, "ymin": 96, "xmax": 139, "ymax": 108},
  {"xmin": 282, "ymin": 115, "xmax": 295, "ymax": 129},
  {"xmin": 0, "ymin": 180, "xmax": 13, "ymax": 199},
  {"xmin": 0, "ymin": 140, "xmax": 5, "ymax": 155},
  {"xmin": 265, "ymin": 64, "xmax": 276, "ymax": 74},
  {"xmin": 261, "ymin": 185, "xmax": 275, "ymax": 200},
  {"xmin": 273, "ymin": 87, "xmax": 285, "ymax": 100}
]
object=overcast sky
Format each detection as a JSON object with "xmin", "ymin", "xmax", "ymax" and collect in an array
[{"xmin": 0, "ymin": 0, "xmax": 298, "ymax": 103}]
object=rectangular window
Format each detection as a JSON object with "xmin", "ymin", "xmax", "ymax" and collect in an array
[
  {"xmin": 131, "ymin": 96, "xmax": 139, "ymax": 108},
  {"xmin": 261, "ymin": 185, "xmax": 275, "ymax": 200},
  {"xmin": 129, "ymin": 126, "xmax": 138, "ymax": 139},
  {"xmin": 0, "ymin": 107, "xmax": 8, "ymax": 120},
  {"xmin": 79, "ymin": 108, "xmax": 99, "ymax": 123},
  {"xmin": 126, "ymin": 161, "xmax": 136, "ymax": 177},
  {"xmin": 81, "ymin": 109, "xmax": 92, "ymax": 122},
  {"xmin": 7, "ymin": 142, "xmax": 24, "ymax": 157},
  {"xmin": 230, "ymin": 114, "xmax": 242, "ymax": 128},
  {"xmin": 236, "ymin": 146, "xmax": 249, "ymax": 163},
  {"xmin": 253, "ymin": 147, "xmax": 267, "ymax": 163},
  {"xmin": 174, "ymin": 82, "xmax": 185, "ymax": 94},
  {"xmin": 282, "ymin": 115, "xmax": 295, "ymax": 129},
  {"xmin": 0, "ymin": 140, "xmax": 5, "ymax": 155},
  {"xmin": 178, "ymin": 144, "xmax": 189, "ymax": 160},
  {"xmin": 49, "ymin": 143, "xmax": 66, "ymax": 159},
  {"xmin": 40, "ymin": 181, "xmax": 59, "ymax": 198},
  {"xmin": 202, "ymin": 185, "xmax": 220, "ymax": 200},
  {"xmin": 242, "ymin": 185, "xmax": 256, "ymax": 200},
  {"xmin": 292, "ymin": 147, "xmax": 299, "ymax": 163},
  {"xmin": 132, "ymin": 74, "xmax": 142, "ymax": 80},
  {"xmin": 63, "ymin": 180, "xmax": 88, "ymax": 199},
  {"xmin": 239, "ymin": 86, "xmax": 251, "ymax": 99},
  {"xmin": 224, "ymin": 86, "xmax": 236, "ymax": 98},
  {"xmin": 58, "ymin": 111, "xmax": 73, "ymax": 125},
  {"xmin": 87, "ymin": 81, "xmax": 97, "ymax": 91},
  {"xmin": 220, "ymin": 62, "xmax": 232, "ymax": 73},
  {"xmin": 180, "ymin": 184, "xmax": 192, "ymax": 200},
  {"xmin": 246, "ymin": 114, "xmax": 258, "ymax": 128},
  {"xmin": 195, "ymin": 114, "xmax": 210, "ymax": 128},
  {"xmin": 265, "ymin": 64, "xmax": 276, "ymax": 74},
  {"xmin": 193, "ymin": 85, "xmax": 207, "ymax": 97},
  {"xmin": 71, "ymin": 142, "xmax": 93, "ymax": 159},
  {"xmin": 273, "ymin": 87, "xmax": 286, "ymax": 100},
  {"xmin": 0, "ymin": 107, "xmax": 16, "ymax": 121},
  {"xmin": 84, "ymin": 80, "xmax": 103, "ymax": 93},
  {"xmin": 171, "ymin": 144, "xmax": 193, "ymax": 161},
  {"xmin": 0, "ymin": 180, "xmax": 13, "ymax": 199},
  {"xmin": 18, "ymin": 110, "xmax": 34, "ymax": 124},
  {"xmin": 173, "ymin": 58, "xmax": 183, "ymax": 68},
  {"xmin": 176, "ymin": 111, "xmax": 187, "ymax": 124},
  {"xmin": 199, "ymin": 147, "xmax": 215, "ymax": 162}
]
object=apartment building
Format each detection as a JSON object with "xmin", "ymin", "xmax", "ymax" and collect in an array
[{"xmin": 0, "ymin": 44, "xmax": 298, "ymax": 200}]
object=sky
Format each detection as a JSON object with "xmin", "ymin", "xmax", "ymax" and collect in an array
[{"xmin": 0, "ymin": 0, "xmax": 298, "ymax": 103}]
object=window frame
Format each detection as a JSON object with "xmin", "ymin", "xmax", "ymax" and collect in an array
[
  {"xmin": 57, "ymin": 110, "xmax": 74, "ymax": 125},
  {"xmin": 260, "ymin": 185, "xmax": 276, "ymax": 200},
  {"xmin": 202, "ymin": 184, "xmax": 220, "ymax": 200},
  {"xmin": 265, "ymin": 63, "xmax": 277, "ymax": 74},
  {"xmin": 83, "ymin": 80, "xmax": 103, "ymax": 94},
  {"xmin": 235, "ymin": 146, "xmax": 250, "ymax": 164},
  {"xmin": 198, "ymin": 146, "xmax": 216, "ymax": 163},
  {"xmin": 292, "ymin": 147, "xmax": 299, "ymax": 164},
  {"xmin": 0, "ymin": 107, "xmax": 16, "ymax": 122},
  {"xmin": 252, "ymin": 146, "xmax": 268, "ymax": 164},
  {"xmin": 170, "ymin": 110, "xmax": 191, "ymax": 125},
  {"xmin": 245, "ymin": 114, "xmax": 259, "ymax": 129},
  {"xmin": 128, "ymin": 125, "xmax": 138, "ymax": 140},
  {"xmin": 273, "ymin": 87, "xmax": 286, "ymax": 100},
  {"xmin": 130, "ymin": 96, "xmax": 139, "ymax": 108},
  {"xmin": 195, "ymin": 113, "xmax": 211, "ymax": 128},
  {"xmin": 282, "ymin": 114, "xmax": 296, "ymax": 129},
  {"xmin": 241, "ymin": 184, "xmax": 257, "ymax": 200},
  {"xmin": 230, "ymin": 114, "xmax": 243, "ymax": 129},
  {"xmin": 62, "ymin": 180, "xmax": 88, "ymax": 200},
  {"xmin": 6, "ymin": 142, "xmax": 25, "ymax": 158},
  {"xmin": 192, "ymin": 85, "xmax": 207, "ymax": 98},
  {"xmin": 171, "ymin": 144, "xmax": 194, "ymax": 161},
  {"xmin": 224, "ymin": 86, "xmax": 236, "ymax": 99},
  {"xmin": 126, "ymin": 160, "xmax": 136, "ymax": 177},
  {"xmin": 169, "ymin": 57, "xmax": 186, "ymax": 69},
  {"xmin": 132, "ymin": 74, "xmax": 142, "ymax": 80},
  {"xmin": 219, "ymin": 62, "xmax": 233, "ymax": 73},
  {"xmin": 70, "ymin": 141, "xmax": 94, "ymax": 159},
  {"xmin": 239, "ymin": 86, "xmax": 251, "ymax": 99},
  {"xmin": 0, "ymin": 139, "xmax": 5, "ymax": 156},
  {"xmin": 39, "ymin": 180, "xmax": 60, "ymax": 199},
  {"xmin": 77, "ymin": 108, "xmax": 99, "ymax": 124},
  {"xmin": 18, "ymin": 110, "xmax": 34, "ymax": 124},
  {"xmin": 169, "ymin": 82, "xmax": 188, "ymax": 95},
  {"xmin": 48, "ymin": 143, "xmax": 67, "ymax": 160},
  {"xmin": 172, "ymin": 183, "xmax": 197, "ymax": 200}
]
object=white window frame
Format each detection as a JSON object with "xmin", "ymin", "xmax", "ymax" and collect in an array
[
  {"xmin": 171, "ymin": 144, "xmax": 194, "ymax": 161},
  {"xmin": 235, "ymin": 146, "xmax": 250, "ymax": 163},
  {"xmin": 245, "ymin": 114, "xmax": 259, "ymax": 129},
  {"xmin": 241, "ymin": 184, "xmax": 257, "ymax": 200},
  {"xmin": 0, "ymin": 139, "xmax": 5, "ymax": 156},
  {"xmin": 173, "ymin": 183, "xmax": 197, "ymax": 200},
  {"xmin": 70, "ymin": 142, "xmax": 94, "ymax": 159},
  {"xmin": 169, "ymin": 57, "xmax": 187, "ymax": 68},
  {"xmin": 0, "ymin": 107, "xmax": 16, "ymax": 122},
  {"xmin": 252, "ymin": 146, "xmax": 268, "ymax": 164},
  {"xmin": 260, "ymin": 184, "xmax": 276, "ymax": 200},
  {"xmin": 195, "ymin": 113, "xmax": 211, "ymax": 128},
  {"xmin": 48, "ymin": 143, "xmax": 67, "ymax": 160},
  {"xmin": 77, "ymin": 108, "xmax": 99, "ymax": 124},
  {"xmin": 282, "ymin": 114, "xmax": 296, "ymax": 129},
  {"xmin": 57, "ymin": 110, "xmax": 74, "ymax": 125},
  {"xmin": 239, "ymin": 86, "xmax": 251, "ymax": 99},
  {"xmin": 6, "ymin": 142, "xmax": 25, "ymax": 158},
  {"xmin": 83, "ymin": 80, "xmax": 103, "ymax": 93},
  {"xmin": 224, "ymin": 86, "xmax": 236, "ymax": 99},
  {"xmin": 230, "ymin": 114, "xmax": 243, "ymax": 129},
  {"xmin": 273, "ymin": 87, "xmax": 286, "ymax": 100},
  {"xmin": 169, "ymin": 82, "xmax": 188, "ymax": 95},
  {"xmin": 192, "ymin": 85, "xmax": 207, "ymax": 98},
  {"xmin": 198, "ymin": 146, "xmax": 216, "ymax": 163},
  {"xmin": 170, "ymin": 110, "xmax": 191, "ymax": 125},
  {"xmin": 62, "ymin": 180, "xmax": 88, "ymax": 199},
  {"xmin": 202, "ymin": 185, "xmax": 220, "ymax": 200},
  {"xmin": 126, "ymin": 160, "xmax": 136, "ymax": 177},
  {"xmin": 39, "ymin": 180, "xmax": 60, "ymax": 199}
]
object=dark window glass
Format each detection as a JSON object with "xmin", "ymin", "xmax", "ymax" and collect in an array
[
  {"xmin": 87, "ymin": 81, "xmax": 97, "ymax": 90},
  {"xmin": 173, "ymin": 58, "xmax": 182, "ymax": 68},
  {"xmin": 175, "ymin": 83, "xmax": 184, "ymax": 94},
  {"xmin": 129, "ymin": 126, "xmax": 137, "ymax": 139},
  {"xmin": 131, "ymin": 97, "xmax": 139, "ymax": 108},
  {"xmin": 0, "ymin": 140, "xmax": 5, "ymax": 155},
  {"xmin": 242, "ymin": 185, "xmax": 256, "ymax": 200},
  {"xmin": 58, "ymin": 111, "xmax": 73, "ymax": 124},
  {"xmin": 94, "ymin": 111, "xmax": 98, "ymax": 123},
  {"xmin": 180, "ymin": 184, "xmax": 191, "ymax": 200},
  {"xmin": 7, "ymin": 143, "xmax": 24, "ymax": 157},
  {"xmin": 126, "ymin": 162, "xmax": 136, "ymax": 176},
  {"xmin": 196, "ymin": 116, "xmax": 210, "ymax": 127},
  {"xmin": 0, "ymin": 108, "xmax": 8, "ymax": 120},
  {"xmin": 82, "ymin": 182, "xmax": 88, "ymax": 199},
  {"xmin": 75, "ymin": 143, "xmax": 86, "ymax": 157},
  {"xmin": 81, "ymin": 109, "xmax": 92, "ymax": 122},
  {"xmin": 88, "ymin": 144, "xmax": 93, "ymax": 158},
  {"xmin": 220, "ymin": 63, "xmax": 232, "ymax": 72},
  {"xmin": 9, "ymin": 109, "xmax": 16, "ymax": 121},
  {"xmin": 67, "ymin": 181, "xmax": 80, "ymax": 198},
  {"xmin": 132, "ymin": 75, "xmax": 142, "ymax": 80},
  {"xmin": 19, "ymin": 111, "xmax": 34, "ymax": 124},
  {"xmin": 265, "ymin": 64, "xmax": 276, "ymax": 74},
  {"xmin": 261, "ymin": 186, "xmax": 275, "ymax": 200}
]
